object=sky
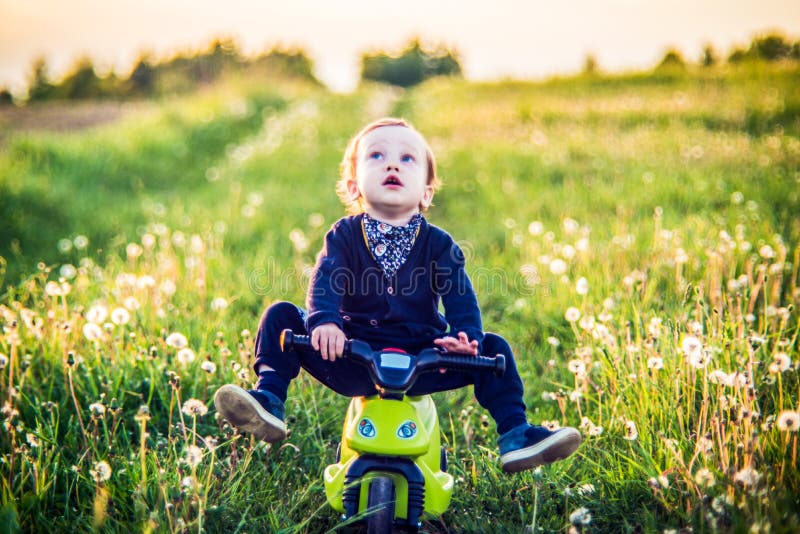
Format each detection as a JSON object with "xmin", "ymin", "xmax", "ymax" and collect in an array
[{"xmin": 1, "ymin": 0, "xmax": 798, "ymax": 94}]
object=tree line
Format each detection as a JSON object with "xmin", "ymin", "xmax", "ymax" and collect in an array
[{"xmin": 1, "ymin": 32, "xmax": 798, "ymax": 105}]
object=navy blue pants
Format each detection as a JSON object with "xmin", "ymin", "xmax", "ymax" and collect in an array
[{"xmin": 254, "ymin": 301, "xmax": 528, "ymax": 434}]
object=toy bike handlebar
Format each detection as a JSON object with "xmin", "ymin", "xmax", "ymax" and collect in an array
[{"xmin": 280, "ymin": 329, "xmax": 505, "ymax": 397}]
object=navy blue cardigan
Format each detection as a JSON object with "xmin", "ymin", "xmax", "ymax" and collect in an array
[{"xmin": 305, "ymin": 214, "xmax": 483, "ymax": 350}]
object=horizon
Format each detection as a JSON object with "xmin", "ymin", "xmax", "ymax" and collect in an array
[{"xmin": 1, "ymin": 0, "xmax": 799, "ymax": 95}]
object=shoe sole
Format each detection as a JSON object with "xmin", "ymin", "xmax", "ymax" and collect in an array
[
  {"xmin": 214, "ymin": 384, "xmax": 287, "ymax": 443},
  {"xmin": 500, "ymin": 427, "xmax": 582, "ymax": 473}
]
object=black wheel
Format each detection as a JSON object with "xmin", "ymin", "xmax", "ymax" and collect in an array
[{"xmin": 366, "ymin": 476, "xmax": 395, "ymax": 534}]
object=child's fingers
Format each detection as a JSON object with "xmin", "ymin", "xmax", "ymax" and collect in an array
[
  {"xmin": 335, "ymin": 334, "xmax": 345, "ymax": 358},
  {"xmin": 311, "ymin": 329, "xmax": 320, "ymax": 351}
]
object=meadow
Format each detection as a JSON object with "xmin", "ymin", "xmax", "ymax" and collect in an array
[{"xmin": 0, "ymin": 64, "xmax": 799, "ymax": 532}]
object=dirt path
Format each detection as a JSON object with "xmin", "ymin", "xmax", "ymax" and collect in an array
[{"xmin": 0, "ymin": 100, "xmax": 142, "ymax": 144}]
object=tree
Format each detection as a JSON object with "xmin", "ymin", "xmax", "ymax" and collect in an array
[
  {"xmin": 27, "ymin": 56, "xmax": 56, "ymax": 101},
  {"xmin": 655, "ymin": 48, "xmax": 687, "ymax": 71},
  {"xmin": 360, "ymin": 39, "xmax": 462, "ymax": 88},
  {"xmin": 750, "ymin": 33, "xmax": 792, "ymax": 61},
  {"xmin": 701, "ymin": 44, "xmax": 717, "ymax": 67},
  {"xmin": 59, "ymin": 57, "xmax": 103, "ymax": 99},
  {"xmin": 583, "ymin": 54, "xmax": 599, "ymax": 75},
  {"xmin": 129, "ymin": 54, "xmax": 155, "ymax": 96},
  {"xmin": 0, "ymin": 87, "xmax": 13, "ymax": 106}
]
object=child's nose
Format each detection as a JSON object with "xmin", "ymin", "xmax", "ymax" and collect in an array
[{"xmin": 385, "ymin": 162, "xmax": 399, "ymax": 171}]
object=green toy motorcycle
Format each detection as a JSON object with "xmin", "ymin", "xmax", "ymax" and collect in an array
[{"xmin": 280, "ymin": 329, "xmax": 505, "ymax": 533}]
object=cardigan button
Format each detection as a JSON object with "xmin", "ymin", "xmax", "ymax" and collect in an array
[
  {"xmin": 387, "ymin": 286, "xmax": 394, "ymax": 295},
  {"xmin": 343, "ymin": 315, "xmax": 351, "ymax": 321},
  {"xmin": 369, "ymin": 319, "xmax": 378, "ymax": 326}
]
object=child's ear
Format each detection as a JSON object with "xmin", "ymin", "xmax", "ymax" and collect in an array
[
  {"xmin": 420, "ymin": 185, "xmax": 434, "ymax": 209},
  {"xmin": 346, "ymin": 179, "xmax": 361, "ymax": 201}
]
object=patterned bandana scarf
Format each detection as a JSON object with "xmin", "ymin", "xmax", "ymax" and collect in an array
[{"xmin": 363, "ymin": 213, "xmax": 423, "ymax": 279}]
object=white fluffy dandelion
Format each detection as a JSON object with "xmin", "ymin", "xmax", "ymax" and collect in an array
[
  {"xmin": 694, "ymin": 468, "xmax": 715, "ymax": 488},
  {"xmin": 647, "ymin": 356, "xmax": 664, "ymax": 370},
  {"xmin": 210, "ymin": 297, "xmax": 229, "ymax": 311},
  {"xmin": 733, "ymin": 467, "xmax": 761, "ymax": 487},
  {"xmin": 91, "ymin": 461, "xmax": 112, "ymax": 483},
  {"xmin": 569, "ymin": 507, "xmax": 592, "ymax": 526},
  {"xmin": 176, "ymin": 348, "xmax": 196, "ymax": 365},
  {"xmin": 201, "ymin": 360, "xmax": 217, "ymax": 374},
  {"xmin": 82, "ymin": 322, "xmax": 104, "ymax": 341},
  {"xmin": 776, "ymin": 410, "xmax": 800, "ymax": 432},
  {"xmin": 565, "ymin": 307, "xmax": 581, "ymax": 322},
  {"xmin": 567, "ymin": 359, "xmax": 586, "ymax": 376},
  {"xmin": 624, "ymin": 420, "xmax": 638, "ymax": 440},
  {"xmin": 770, "ymin": 353, "xmax": 792, "ymax": 374},
  {"xmin": 110, "ymin": 307, "xmax": 130, "ymax": 325},
  {"xmin": 549, "ymin": 258, "xmax": 568, "ymax": 275},
  {"xmin": 184, "ymin": 445, "xmax": 203, "ymax": 468},
  {"xmin": 181, "ymin": 399, "xmax": 208, "ymax": 417},
  {"xmin": 86, "ymin": 305, "xmax": 108, "ymax": 325},
  {"xmin": 166, "ymin": 332, "xmax": 188, "ymax": 349}
]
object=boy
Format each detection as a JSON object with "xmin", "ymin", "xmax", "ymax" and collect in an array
[{"xmin": 215, "ymin": 118, "xmax": 581, "ymax": 472}]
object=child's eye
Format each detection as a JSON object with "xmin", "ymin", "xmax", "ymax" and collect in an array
[
  {"xmin": 401, "ymin": 154, "xmax": 415, "ymax": 163},
  {"xmin": 369, "ymin": 151, "xmax": 383, "ymax": 160}
]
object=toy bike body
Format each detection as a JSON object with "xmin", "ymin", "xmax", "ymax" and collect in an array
[{"xmin": 280, "ymin": 330, "xmax": 505, "ymax": 533}]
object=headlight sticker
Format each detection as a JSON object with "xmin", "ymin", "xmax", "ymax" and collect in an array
[
  {"xmin": 358, "ymin": 418, "xmax": 376, "ymax": 438},
  {"xmin": 397, "ymin": 420, "xmax": 417, "ymax": 439}
]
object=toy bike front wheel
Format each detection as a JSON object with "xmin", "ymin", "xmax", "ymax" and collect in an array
[{"xmin": 366, "ymin": 476, "xmax": 395, "ymax": 534}]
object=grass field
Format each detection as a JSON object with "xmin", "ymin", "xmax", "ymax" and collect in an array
[{"xmin": 1, "ymin": 65, "xmax": 799, "ymax": 533}]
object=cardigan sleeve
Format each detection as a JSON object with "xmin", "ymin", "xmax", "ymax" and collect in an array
[
  {"xmin": 434, "ymin": 237, "xmax": 484, "ymax": 352},
  {"xmin": 305, "ymin": 221, "xmax": 350, "ymax": 332}
]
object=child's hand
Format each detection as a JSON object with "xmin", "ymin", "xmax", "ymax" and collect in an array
[
  {"xmin": 311, "ymin": 323, "xmax": 347, "ymax": 361},
  {"xmin": 434, "ymin": 331, "xmax": 479, "ymax": 356}
]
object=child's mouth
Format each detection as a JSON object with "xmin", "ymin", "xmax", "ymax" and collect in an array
[{"xmin": 382, "ymin": 175, "xmax": 403, "ymax": 187}]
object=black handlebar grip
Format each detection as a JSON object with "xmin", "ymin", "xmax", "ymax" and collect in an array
[
  {"xmin": 439, "ymin": 354, "xmax": 505, "ymax": 377},
  {"xmin": 280, "ymin": 329, "xmax": 313, "ymax": 352}
]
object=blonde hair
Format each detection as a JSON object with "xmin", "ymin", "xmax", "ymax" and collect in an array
[{"xmin": 337, "ymin": 117, "xmax": 439, "ymax": 214}]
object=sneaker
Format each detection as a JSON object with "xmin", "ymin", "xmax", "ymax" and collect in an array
[
  {"xmin": 498, "ymin": 424, "xmax": 582, "ymax": 473},
  {"xmin": 214, "ymin": 384, "xmax": 287, "ymax": 443}
]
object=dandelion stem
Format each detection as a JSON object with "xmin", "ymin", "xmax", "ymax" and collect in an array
[{"xmin": 68, "ymin": 368, "xmax": 89, "ymax": 450}]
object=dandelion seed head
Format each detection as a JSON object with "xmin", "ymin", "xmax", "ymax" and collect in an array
[
  {"xmin": 182, "ymin": 399, "xmax": 208, "ymax": 417},
  {"xmin": 91, "ymin": 461, "xmax": 112, "ymax": 483},
  {"xmin": 694, "ymin": 468, "xmax": 715, "ymax": 488},
  {"xmin": 82, "ymin": 322, "xmax": 104, "ymax": 341},
  {"xmin": 624, "ymin": 420, "xmax": 639, "ymax": 440},
  {"xmin": 567, "ymin": 359, "xmax": 586, "ymax": 376},
  {"xmin": 776, "ymin": 410, "xmax": 800, "ymax": 432},
  {"xmin": 89, "ymin": 403, "xmax": 106, "ymax": 416},
  {"xmin": 542, "ymin": 420, "xmax": 560, "ymax": 431},
  {"xmin": 771, "ymin": 353, "xmax": 791, "ymax": 373},
  {"xmin": 647, "ymin": 357, "xmax": 664, "ymax": 370},
  {"xmin": 547, "ymin": 337, "xmax": 560, "ymax": 347},
  {"xmin": 528, "ymin": 221, "xmax": 544, "ymax": 236},
  {"xmin": 201, "ymin": 360, "xmax": 217, "ymax": 374},
  {"xmin": 184, "ymin": 445, "xmax": 203, "ymax": 468},
  {"xmin": 569, "ymin": 507, "xmax": 592, "ymax": 526},
  {"xmin": 549, "ymin": 258, "xmax": 568, "ymax": 275},
  {"xmin": 166, "ymin": 332, "xmax": 188, "ymax": 349},
  {"xmin": 86, "ymin": 305, "xmax": 108, "ymax": 325},
  {"xmin": 210, "ymin": 297, "xmax": 228, "ymax": 311},
  {"xmin": 565, "ymin": 307, "xmax": 581, "ymax": 322},
  {"xmin": 159, "ymin": 279, "xmax": 177, "ymax": 297},
  {"xmin": 648, "ymin": 318, "xmax": 663, "ymax": 338},
  {"xmin": 176, "ymin": 348, "xmax": 196, "ymax": 365},
  {"xmin": 110, "ymin": 307, "xmax": 130, "ymax": 325},
  {"xmin": 733, "ymin": 467, "xmax": 761, "ymax": 487}
]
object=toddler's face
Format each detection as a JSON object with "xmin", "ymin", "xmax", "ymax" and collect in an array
[{"xmin": 349, "ymin": 125, "xmax": 433, "ymax": 221}]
